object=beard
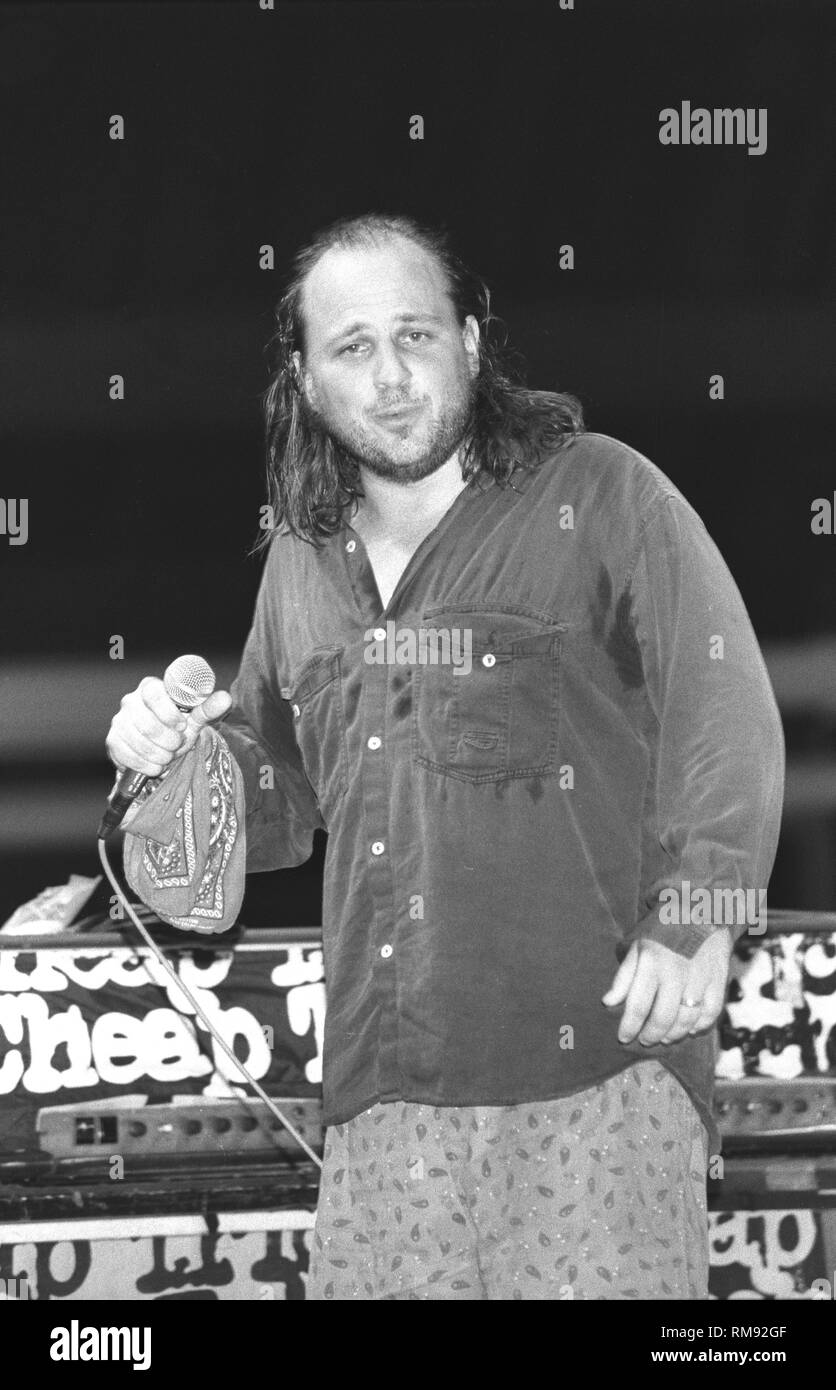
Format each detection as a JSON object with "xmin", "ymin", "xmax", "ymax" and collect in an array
[{"xmin": 301, "ymin": 374, "xmax": 478, "ymax": 485}]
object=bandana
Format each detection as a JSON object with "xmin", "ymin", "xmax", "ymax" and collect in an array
[{"xmin": 121, "ymin": 726, "xmax": 245, "ymax": 933}]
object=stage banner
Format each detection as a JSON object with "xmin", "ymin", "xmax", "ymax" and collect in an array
[
  {"xmin": 0, "ymin": 931, "xmax": 324, "ymax": 1151},
  {"xmin": 0, "ymin": 1215, "xmax": 314, "ymax": 1301}
]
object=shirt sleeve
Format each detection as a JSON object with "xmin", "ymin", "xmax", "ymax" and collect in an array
[
  {"xmin": 629, "ymin": 494, "xmax": 785, "ymax": 958},
  {"xmin": 217, "ymin": 538, "xmax": 325, "ymax": 873}
]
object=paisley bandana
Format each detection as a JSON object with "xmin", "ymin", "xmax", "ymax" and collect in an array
[{"xmin": 121, "ymin": 726, "xmax": 245, "ymax": 933}]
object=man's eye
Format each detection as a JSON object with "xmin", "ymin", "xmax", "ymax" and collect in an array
[{"xmin": 339, "ymin": 332, "xmax": 429, "ymax": 356}]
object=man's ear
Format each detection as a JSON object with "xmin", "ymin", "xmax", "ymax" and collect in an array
[{"xmin": 462, "ymin": 314, "xmax": 480, "ymax": 378}]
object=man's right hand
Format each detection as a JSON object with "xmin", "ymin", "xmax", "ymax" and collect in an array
[{"xmin": 105, "ymin": 677, "xmax": 233, "ymax": 777}]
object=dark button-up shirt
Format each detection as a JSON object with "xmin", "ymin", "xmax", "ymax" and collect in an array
[{"xmin": 217, "ymin": 428, "xmax": 785, "ymax": 1155}]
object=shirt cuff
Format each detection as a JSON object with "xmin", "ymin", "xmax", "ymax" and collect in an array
[{"xmin": 634, "ymin": 896, "xmax": 755, "ymax": 959}]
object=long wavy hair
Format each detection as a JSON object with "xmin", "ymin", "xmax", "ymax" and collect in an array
[{"xmin": 255, "ymin": 213, "xmax": 584, "ymax": 549}]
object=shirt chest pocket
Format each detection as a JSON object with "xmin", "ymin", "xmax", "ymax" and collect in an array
[
  {"xmin": 411, "ymin": 608, "xmax": 567, "ymax": 783},
  {"xmin": 281, "ymin": 647, "xmax": 348, "ymax": 824}
]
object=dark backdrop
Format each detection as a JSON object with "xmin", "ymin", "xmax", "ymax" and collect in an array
[{"xmin": 1, "ymin": 0, "xmax": 834, "ymax": 923}]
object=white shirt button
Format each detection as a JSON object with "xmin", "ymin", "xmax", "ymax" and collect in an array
[
  {"xmin": 367, "ymin": 735, "xmax": 382, "ymax": 750},
  {"xmin": 482, "ymin": 653, "xmax": 496, "ymax": 668},
  {"xmin": 345, "ymin": 539, "xmax": 356, "ymax": 553},
  {"xmin": 371, "ymin": 840, "xmax": 385, "ymax": 856},
  {"xmin": 373, "ymin": 628, "xmax": 386, "ymax": 642},
  {"xmin": 380, "ymin": 943, "xmax": 393, "ymax": 959}
]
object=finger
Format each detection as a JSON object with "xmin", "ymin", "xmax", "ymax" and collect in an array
[
  {"xmin": 617, "ymin": 956, "xmax": 659, "ymax": 1043},
  {"xmin": 122, "ymin": 708, "xmax": 187, "ymax": 754},
  {"xmin": 108, "ymin": 748, "xmax": 169, "ymax": 778},
  {"xmin": 688, "ymin": 983, "xmax": 727, "ymax": 1036},
  {"xmin": 136, "ymin": 678, "xmax": 190, "ymax": 731},
  {"xmin": 602, "ymin": 943, "xmax": 639, "ymax": 1007},
  {"xmin": 188, "ymin": 690, "xmax": 232, "ymax": 728},
  {"xmin": 659, "ymin": 973, "xmax": 714, "ymax": 1043},
  {"xmin": 637, "ymin": 974, "xmax": 683, "ymax": 1046},
  {"xmin": 108, "ymin": 729, "xmax": 178, "ymax": 775},
  {"xmin": 659, "ymin": 1009, "xmax": 699, "ymax": 1045}
]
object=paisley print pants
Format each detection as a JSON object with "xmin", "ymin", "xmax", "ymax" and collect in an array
[{"xmin": 307, "ymin": 1061, "xmax": 710, "ymax": 1301}]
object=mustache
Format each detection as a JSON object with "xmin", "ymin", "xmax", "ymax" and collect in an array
[
  {"xmin": 373, "ymin": 395, "xmax": 421, "ymax": 411},
  {"xmin": 300, "ymin": 394, "xmax": 424, "ymax": 427}
]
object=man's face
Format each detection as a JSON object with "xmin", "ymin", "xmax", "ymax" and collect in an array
[{"xmin": 293, "ymin": 237, "xmax": 480, "ymax": 484}]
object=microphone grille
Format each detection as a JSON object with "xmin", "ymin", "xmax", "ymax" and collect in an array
[{"xmin": 163, "ymin": 654, "xmax": 216, "ymax": 710}]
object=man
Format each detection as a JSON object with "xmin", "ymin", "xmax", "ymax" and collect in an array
[{"xmin": 106, "ymin": 212, "xmax": 785, "ymax": 1300}]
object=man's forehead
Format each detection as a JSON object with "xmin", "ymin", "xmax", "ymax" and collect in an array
[{"xmin": 301, "ymin": 238, "xmax": 452, "ymax": 336}]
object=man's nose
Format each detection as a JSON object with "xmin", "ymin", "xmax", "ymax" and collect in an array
[{"xmin": 372, "ymin": 340, "xmax": 411, "ymax": 390}]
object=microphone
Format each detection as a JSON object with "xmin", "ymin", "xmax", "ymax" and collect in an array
[{"xmin": 97, "ymin": 654, "xmax": 216, "ymax": 840}]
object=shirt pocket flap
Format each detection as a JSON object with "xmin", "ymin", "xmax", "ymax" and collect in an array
[
  {"xmin": 281, "ymin": 648, "xmax": 342, "ymax": 707},
  {"xmin": 421, "ymin": 606, "xmax": 567, "ymax": 656}
]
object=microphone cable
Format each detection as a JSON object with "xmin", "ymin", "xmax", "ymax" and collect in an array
[{"xmin": 97, "ymin": 836, "xmax": 324, "ymax": 1171}]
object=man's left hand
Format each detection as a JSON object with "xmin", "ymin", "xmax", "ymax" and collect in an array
[{"xmin": 601, "ymin": 929, "xmax": 735, "ymax": 1045}]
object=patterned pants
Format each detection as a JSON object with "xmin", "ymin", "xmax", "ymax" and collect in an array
[{"xmin": 306, "ymin": 1061, "xmax": 710, "ymax": 1300}]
